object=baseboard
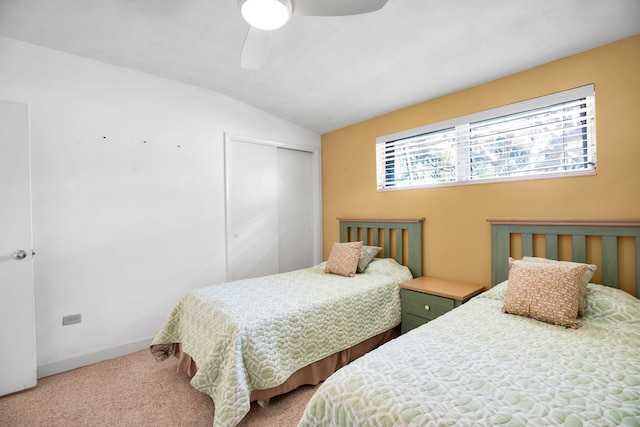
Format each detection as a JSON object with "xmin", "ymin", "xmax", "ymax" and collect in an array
[{"xmin": 37, "ymin": 337, "xmax": 152, "ymax": 379}]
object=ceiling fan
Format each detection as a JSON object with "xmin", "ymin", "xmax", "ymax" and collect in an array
[{"xmin": 238, "ymin": 0, "xmax": 389, "ymax": 70}]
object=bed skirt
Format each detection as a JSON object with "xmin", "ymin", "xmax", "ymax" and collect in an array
[{"xmin": 163, "ymin": 326, "xmax": 399, "ymax": 402}]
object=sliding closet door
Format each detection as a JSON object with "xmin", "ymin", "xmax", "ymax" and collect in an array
[
  {"xmin": 277, "ymin": 148, "xmax": 313, "ymax": 272},
  {"xmin": 226, "ymin": 139, "xmax": 279, "ymax": 281},
  {"xmin": 225, "ymin": 135, "xmax": 315, "ymax": 281}
]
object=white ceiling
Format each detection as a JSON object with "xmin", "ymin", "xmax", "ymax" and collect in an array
[{"xmin": 1, "ymin": 0, "xmax": 639, "ymax": 134}]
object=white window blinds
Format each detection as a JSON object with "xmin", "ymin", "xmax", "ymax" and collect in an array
[{"xmin": 376, "ymin": 85, "xmax": 596, "ymax": 190}]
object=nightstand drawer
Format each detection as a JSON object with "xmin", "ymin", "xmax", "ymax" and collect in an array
[
  {"xmin": 401, "ymin": 312, "xmax": 430, "ymax": 334},
  {"xmin": 401, "ymin": 288, "xmax": 454, "ymax": 320}
]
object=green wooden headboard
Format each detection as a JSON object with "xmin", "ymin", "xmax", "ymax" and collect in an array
[
  {"xmin": 338, "ymin": 218, "xmax": 424, "ymax": 278},
  {"xmin": 488, "ymin": 218, "xmax": 640, "ymax": 297}
]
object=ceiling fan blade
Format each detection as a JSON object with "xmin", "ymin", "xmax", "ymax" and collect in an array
[
  {"xmin": 240, "ymin": 27, "xmax": 272, "ymax": 70},
  {"xmin": 293, "ymin": 0, "xmax": 388, "ymax": 16}
]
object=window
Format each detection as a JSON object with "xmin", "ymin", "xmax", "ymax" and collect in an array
[{"xmin": 376, "ymin": 85, "xmax": 596, "ymax": 190}]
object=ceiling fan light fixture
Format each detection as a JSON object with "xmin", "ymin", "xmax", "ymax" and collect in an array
[{"xmin": 240, "ymin": 0, "xmax": 292, "ymax": 31}]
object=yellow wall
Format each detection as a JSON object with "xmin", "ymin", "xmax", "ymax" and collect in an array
[{"xmin": 321, "ymin": 35, "xmax": 640, "ymax": 290}]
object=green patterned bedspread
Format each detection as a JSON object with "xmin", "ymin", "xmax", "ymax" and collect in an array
[
  {"xmin": 150, "ymin": 258, "xmax": 412, "ymax": 427},
  {"xmin": 299, "ymin": 283, "xmax": 640, "ymax": 427}
]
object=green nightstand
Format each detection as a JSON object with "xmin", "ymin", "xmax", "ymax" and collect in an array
[{"xmin": 399, "ymin": 276, "xmax": 485, "ymax": 334}]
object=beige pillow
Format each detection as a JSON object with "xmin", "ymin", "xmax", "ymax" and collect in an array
[
  {"xmin": 325, "ymin": 241, "xmax": 363, "ymax": 277},
  {"xmin": 502, "ymin": 259, "xmax": 589, "ymax": 328},
  {"xmin": 357, "ymin": 245, "xmax": 382, "ymax": 273},
  {"xmin": 521, "ymin": 256, "xmax": 596, "ymax": 316}
]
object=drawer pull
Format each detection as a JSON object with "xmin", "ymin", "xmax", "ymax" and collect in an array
[{"xmin": 424, "ymin": 304, "xmax": 430, "ymax": 311}]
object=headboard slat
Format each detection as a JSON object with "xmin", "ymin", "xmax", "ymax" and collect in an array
[
  {"xmin": 395, "ymin": 231, "xmax": 403, "ymax": 266},
  {"xmin": 371, "ymin": 228, "xmax": 379, "ymax": 247},
  {"xmin": 572, "ymin": 235, "xmax": 587, "ymax": 263},
  {"xmin": 545, "ymin": 234, "xmax": 559, "ymax": 260},
  {"xmin": 383, "ymin": 228, "xmax": 391, "ymax": 261},
  {"xmin": 602, "ymin": 236, "xmax": 618, "ymax": 288},
  {"xmin": 521, "ymin": 233, "xmax": 533, "ymax": 257}
]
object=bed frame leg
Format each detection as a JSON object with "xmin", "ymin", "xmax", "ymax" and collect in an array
[{"xmin": 257, "ymin": 399, "xmax": 270, "ymax": 408}]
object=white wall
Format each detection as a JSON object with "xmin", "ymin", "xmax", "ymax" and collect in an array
[{"xmin": 0, "ymin": 37, "xmax": 322, "ymax": 376}]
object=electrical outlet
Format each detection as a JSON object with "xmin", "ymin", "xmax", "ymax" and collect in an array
[{"xmin": 62, "ymin": 314, "xmax": 81, "ymax": 325}]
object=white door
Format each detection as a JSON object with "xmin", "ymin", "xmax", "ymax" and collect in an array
[
  {"xmin": 0, "ymin": 100, "xmax": 37, "ymax": 395},
  {"xmin": 277, "ymin": 148, "xmax": 313, "ymax": 272}
]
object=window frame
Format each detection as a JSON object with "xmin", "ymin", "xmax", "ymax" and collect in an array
[{"xmin": 376, "ymin": 85, "xmax": 596, "ymax": 191}]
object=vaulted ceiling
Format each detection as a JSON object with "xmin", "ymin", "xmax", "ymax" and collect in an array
[{"xmin": 1, "ymin": 0, "xmax": 639, "ymax": 134}]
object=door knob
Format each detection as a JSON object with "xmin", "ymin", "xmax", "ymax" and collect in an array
[{"xmin": 12, "ymin": 250, "xmax": 28, "ymax": 260}]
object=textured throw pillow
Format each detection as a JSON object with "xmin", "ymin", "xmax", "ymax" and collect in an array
[
  {"xmin": 502, "ymin": 258, "xmax": 589, "ymax": 328},
  {"xmin": 357, "ymin": 245, "xmax": 382, "ymax": 273},
  {"xmin": 521, "ymin": 256, "xmax": 596, "ymax": 316},
  {"xmin": 325, "ymin": 241, "xmax": 363, "ymax": 277}
]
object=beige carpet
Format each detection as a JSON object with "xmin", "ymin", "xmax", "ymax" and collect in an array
[{"xmin": 0, "ymin": 349, "xmax": 318, "ymax": 427}]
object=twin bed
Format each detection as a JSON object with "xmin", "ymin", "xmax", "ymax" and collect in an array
[
  {"xmin": 151, "ymin": 218, "xmax": 640, "ymax": 426},
  {"xmin": 150, "ymin": 218, "xmax": 423, "ymax": 427}
]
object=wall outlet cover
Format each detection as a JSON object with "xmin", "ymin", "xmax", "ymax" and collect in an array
[{"xmin": 62, "ymin": 314, "xmax": 82, "ymax": 325}]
